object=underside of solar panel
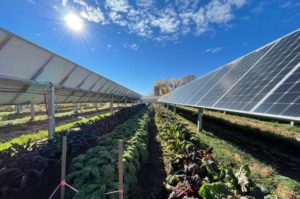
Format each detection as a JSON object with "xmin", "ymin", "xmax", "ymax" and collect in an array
[
  {"xmin": 0, "ymin": 28, "xmax": 141, "ymax": 105},
  {"xmin": 159, "ymin": 29, "xmax": 300, "ymax": 121}
]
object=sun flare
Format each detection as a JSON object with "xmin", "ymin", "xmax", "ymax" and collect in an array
[{"xmin": 64, "ymin": 13, "xmax": 83, "ymax": 32}]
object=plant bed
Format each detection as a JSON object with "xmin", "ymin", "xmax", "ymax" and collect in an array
[
  {"xmin": 174, "ymin": 106, "xmax": 300, "ymax": 182},
  {"xmin": 66, "ymin": 106, "xmax": 153, "ymax": 199},
  {"xmin": 0, "ymin": 106, "xmax": 121, "ymax": 143},
  {"xmin": 0, "ymin": 105, "xmax": 144, "ymax": 199},
  {"xmin": 155, "ymin": 107, "xmax": 284, "ymax": 199},
  {"xmin": 128, "ymin": 110, "xmax": 168, "ymax": 199}
]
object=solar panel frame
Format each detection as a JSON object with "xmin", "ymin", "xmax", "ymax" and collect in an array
[
  {"xmin": 0, "ymin": 28, "xmax": 141, "ymax": 105},
  {"xmin": 159, "ymin": 28, "xmax": 300, "ymax": 122}
]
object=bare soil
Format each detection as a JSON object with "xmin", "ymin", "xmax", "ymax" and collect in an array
[{"xmin": 128, "ymin": 116, "xmax": 167, "ymax": 199}]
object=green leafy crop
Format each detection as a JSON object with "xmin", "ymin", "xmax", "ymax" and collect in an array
[{"xmin": 66, "ymin": 107, "xmax": 153, "ymax": 198}]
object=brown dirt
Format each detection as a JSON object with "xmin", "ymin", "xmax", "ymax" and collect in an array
[{"xmin": 128, "ymin": 116, "xmax": 167, "ymax": 199}]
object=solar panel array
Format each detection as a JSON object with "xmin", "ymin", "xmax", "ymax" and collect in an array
[
  {"xmin": 0, "ymin": 28, "xmax": 140, "ymax": 105},
  {"xmin": 159, "ymin": 29, "xmax": 300, "ymax": 121}
]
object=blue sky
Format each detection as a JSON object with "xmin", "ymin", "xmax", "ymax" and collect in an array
[{"xmin": 0, "ymin": 0, "xmax": 299, "ymax": 95}]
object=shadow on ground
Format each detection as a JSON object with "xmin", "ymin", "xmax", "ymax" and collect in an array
[{"xmin": 175, "ymin": 107, "xmax": 300, "ymax": 182}]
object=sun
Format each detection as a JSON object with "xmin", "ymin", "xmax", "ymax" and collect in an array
[{"xmin": 64, "ymin": 13, "xmax": 84, "ymax": 32}]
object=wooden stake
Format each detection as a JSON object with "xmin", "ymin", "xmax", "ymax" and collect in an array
[
  {"xmin": 61, "ymin": 136, "xmax": 67, "ymax": 199},
  {"xmin": 49, "ymin": 136, "xmax": 78, "ymax": 199},
  {"xmin": 118, "ymin": 140, "xmax": 123, "ymax": 199}
]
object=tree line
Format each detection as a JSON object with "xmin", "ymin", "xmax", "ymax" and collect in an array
[{"xmin": 154, "ymin": 74, "xmax": 197, "ymax": 96}]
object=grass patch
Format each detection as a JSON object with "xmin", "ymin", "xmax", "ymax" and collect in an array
[
  {"xmin": 0, "ymin": 104, "xmax": 120, "ymax": 127},
  {"xmin": 178, "ymin": 105, "xmax": 300, "ymax": 144},
  {"xmin": 175, "ymin": 113, "xmax": 300, "ymax": 198},
  {"xmin": 0, "ymin": 112, "xmax": 112, "ymax": 151}
]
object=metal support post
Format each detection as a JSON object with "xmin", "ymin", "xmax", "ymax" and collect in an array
[
  {"xmin": 290, "ymin": 121, "xmax": 295, "ymax": 127},
  {"xmin": 110, "ymin": 95, "xmax": 114, "ymax": 115},
  {"xmin": 15, "ymin": 105, "xmax": 21, "ymax": 114},
  {"xmin": 197, "ymin": 108, "xmax": 203, "ymax": 133},
  {"xmin": 31, "ymin": 103, "xmax": 35, "ymax": 117},
  {"xmin": 94, "ymin": 103, "xmax": 98, "ymax": 110},
  {"xmin": 48, "ymin": 84, "xmax": 56, "ymax": 139},
  {"xmin": 125, "ymin": 98, "xmax": 127, "ymax": 107},
  {"xmin": 173, "ymin": 104, "xmax": 176, "ymax": 113},
  {"xmin": 74, "ymin": 103, "xmax": 79, "ymax": 113}
]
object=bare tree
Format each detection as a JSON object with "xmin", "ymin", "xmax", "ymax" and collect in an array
[
  {"xmin": 181, "ymin": 74, "xmax": 197, "ymax": 85},
  {"xmin": 154, "ymin": 74, "xmax": 197, "ymax": 96},
  {"xmin": 169, "ymin": 78, "xmax": 182, "ymax": 91}
]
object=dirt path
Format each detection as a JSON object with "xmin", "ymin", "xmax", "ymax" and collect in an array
[
  {"xmin": 129, "ymin": 116, "xmax": 167, "ymax": 199},
  {"xmin": 176, "ymin": 107, "xmax": 300, "ymax": 182}
]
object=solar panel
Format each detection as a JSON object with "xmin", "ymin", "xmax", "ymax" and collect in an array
[
  {"xmin": 214, "ymin": 30, "xmax": 300, "ymax": 112},
  {"xmin": 159, "ymin": 29, "xmax": 300, "ymax": 121},
  {"xmin": 198, "ymin": 43, "xmax": 274, "ymax": 107},
  {"xmin": 187, "ymin": 66, "xmax": 230, "ymax": 105},
  {"xmin": 0, "ymin": 28, "xmax": 141, "ymax": 105},
  {"xmin": 255, "ymin": 65, "xmax": 300, "ymax": 116}
]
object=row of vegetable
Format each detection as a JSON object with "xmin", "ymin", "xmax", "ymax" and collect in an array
[
  {"xmin": 66, "ymin": 106, "xmax": 153, "ymax": 198},
  {"xmin": 0, "ymin": 107, "xmax": 113, "ymax": 151},
  {"xmin": 0, "ymin": 105, "xmax": 144, "ymax": 198},
  {"xmin": 155, "ymin": 107, "xmax": 279, "ymax": 199}
]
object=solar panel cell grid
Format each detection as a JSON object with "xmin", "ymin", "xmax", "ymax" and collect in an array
[
  {"xmin": 214, "ymin": 30, "xmax": 300, "ymax": 112},
  {"xmin": 159, "ymin": 29, "xmax": 300, "ymax": 121},
  {"xmin": 255, "ymin": 66, "xmax": 300, "ymax": 116},
  {"xmin": 198, "ymin": 44, "xmax": 273, "ymax": 107},
  {"xmin": 177, "ymin": 78, "xmax": 207, "ymax": 104},
  {"xmin": 186, "ymin": 67, "xmax": 230, "ymax": 105}
]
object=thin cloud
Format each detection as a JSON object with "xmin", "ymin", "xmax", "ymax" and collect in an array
[
  {"xmin": 64, "ymin": 0, "xmax": 249, "ymax": 42},
  {"xmin": 62, "ymin": 0, "xmax": 68, "ymax": 6},
  {"xmin": 73, "ymin": 0, "xmax": 106, "ymax": 23},
  {"xmin": 151, "ymin": 8, "xmax": 180, "ymax": 33},
  {"xmin": 124, "ymin": 43, "xmax": 139, "ymax": 50},
  {"xmin": 280, "ymin": 1, "xmax": 293, "ymax": 8},
  {"xmin": 205, "ymin": 47, "xmax": 222, "ymax": 53},
  {"xmin": 27, "ymin": 0, "xmax": 36, "ymax": 4},
  {"xmin": 80, "ymin": 6, "xmax": 105, "ymax": 23},
  {"xmin": 105, "ymin": 0, "xmax": 129, "ymax": 12},
  {"xmin": 251, "ymin": 1, "xmax": 269, "ymax": 16}
]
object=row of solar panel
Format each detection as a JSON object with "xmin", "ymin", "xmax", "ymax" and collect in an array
[
  {"xmin": 159, "ymin": 29, "xmax": 300, "ymax": 120},
  {"xmin": 0, "ymin": 28, "xmax": 140, "ymax": 105}
]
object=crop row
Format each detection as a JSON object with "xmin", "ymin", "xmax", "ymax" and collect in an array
[
  {"xmin": 0, "ymin": 106, "xmax": 119, "ymax": 151},
  {"xmin": 66, "ymin": 106, "xmax": 153, "ymax": 198},
  {"xmin": 155, "ymin": 107, "xmax": 279, "ymax": 199},
  {"xmin": 0, "ymin": 105, "xmax": 144, "ymax": 198}
]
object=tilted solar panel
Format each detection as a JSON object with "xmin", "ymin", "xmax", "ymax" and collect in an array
[
  {"xmin": 214, "ymin": 30, "xmax": 300, "ymax": 112},
  {"xmin": 198, "ymin": 43, "xmax": 274, "ymax": 107},
  {"xmin": 159, "ymin": 28, "xmax": 300, "ymax": 121},
  {"xmin": 0, "ymin": 28, "xmax": 141, "ymax": 105}
]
